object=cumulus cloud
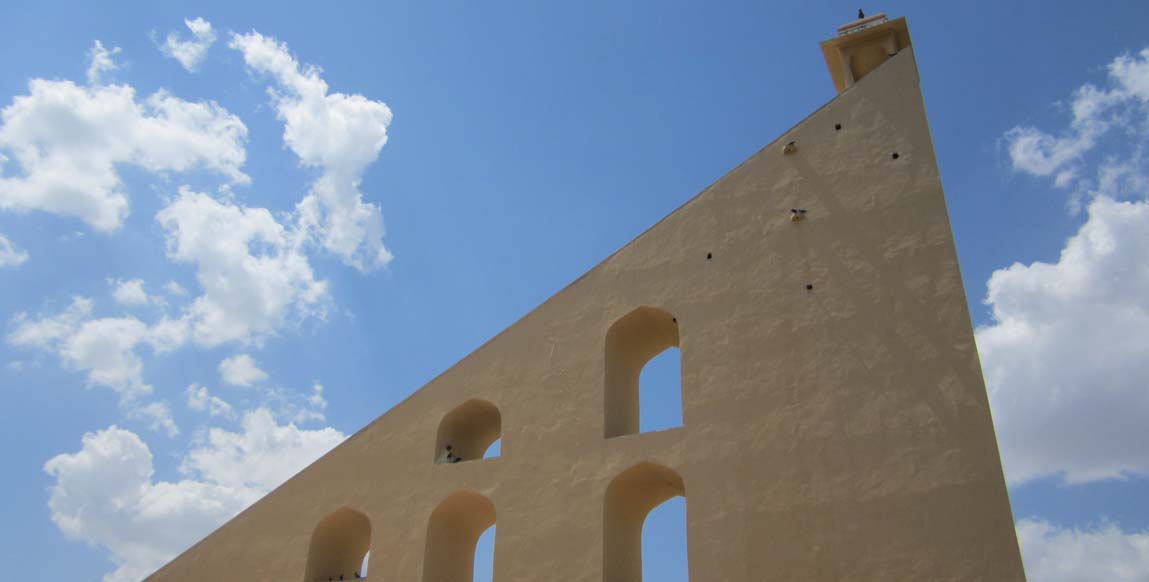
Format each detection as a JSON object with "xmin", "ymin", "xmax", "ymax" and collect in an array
[
  {"xmin": 982, "ymin": 47, "xmax": 1149, "ymax": 486},
  {"xmin": 146, "ymin": 315, "xmax": 190, "ymax": 353},
  {"xmin": 0, "ymin": 46, "xmax": 248, "ymax": 231},
  {"xmin": 109, "ymin": 278, "xmax": 159, "ymax": 307},
  {"xmin": 181, "ymin": 407, "xmax": 344, "ymax": 490},
  {"xmin": 0, "ymin": 232, "xmax": 29, "ymax": 266},
  {"xmin": 160, "ymin": 18, "xmax": 217, "ymax": 72},
  {"xmin": 230, "ymin": 31, "xmax": 393, "ymax": 271},
  {"xmin": 43, "ymin": 413, "xmax": 344, "ymax": 581},
  {"xmin": 978, "ymin": 196, "xmax": 1149, "ymax": 484},
  {"xmin": 1017, "ymin": 519, "xmax": 1149, "ymax": 582},
  {"xmin": 8, "ymin": 297, "xmax": 179, "ymax": 435},
  {"xmin": 218, "ymin": 354, "xmax": 268, "ymax": 387},
  {"xmin": 45, "ymin": 427, "xmax": 243, "ymax": 582},
  {"xmin": 61, "ymin": 316, "xmax": 153, "ymax": 399},
  {"xmin": 186, "ymin": 384, "xmax": 235, "ymax": 418},
  {"xmin": 156, "ymin": 188, "xmax": 328, "ymax": 346},
  {"xmin": 1004, "ymin": 48, "xmax": 1149, "ymax": 206}
]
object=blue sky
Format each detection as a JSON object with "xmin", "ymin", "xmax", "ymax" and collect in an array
[{"xmin": 1, "ymin": 1, "xmax": 1148, "ymax": 580}]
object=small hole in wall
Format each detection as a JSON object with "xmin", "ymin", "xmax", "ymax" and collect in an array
[
  {"xmin": 706, "ymin": 252, "xmax": 712, "ymax": 260},
  {"xmin": 891, "ymin": 152, "xmax": 900, "ymax": 160},
  {"xmin": 671, "ymin": 317, "xmax": 677, "ymax": 323},
  {"xmin": 835, "ymin": 124, "xmax": 842, "ymax": 131},
  {"xmin": 805, "ymin": 284, "xmax": 814, "ymax": 291}
]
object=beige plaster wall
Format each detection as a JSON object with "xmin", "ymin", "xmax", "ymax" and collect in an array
[{"xmin": 148, "ymin": 42, "xmax": 1025, "ymax": 582}]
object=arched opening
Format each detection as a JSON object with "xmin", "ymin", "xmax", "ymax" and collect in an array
[
  {"xmin": 639, "ymin": 347, "xmax": 682, "ymax": 433},
  {"xmin": 642, "ymin": 497, "xmax": 688, "ymax": 582},
  {"xmin": 603, "ymin": 462, "xmax": 687, "ymax": 582},
  {"xmin": 435, "ymin": 399, "xmax": 501, "ymax": 464},
  {"xmin": 474, "ymin": 525, "xmax": 496, "ymax": 582},
  {"xmin": 304, "ymin": 507, "xmax": 371, "ymax": 581},
  {"xmin": 605, "ymin": 307, "xmax": 681, "ymax": 438},
  {"xmin": 422, "ymin": 491, "xmax": 497, "ymax": 582}
]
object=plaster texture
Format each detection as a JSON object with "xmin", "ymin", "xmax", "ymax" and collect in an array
[{"xmin": 148, "ymin": 20, "xmax": 1025, "ymax": 582}]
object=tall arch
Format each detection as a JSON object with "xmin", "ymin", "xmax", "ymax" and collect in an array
[
  {"xmin": 604, "ymin": 307, "xmax": 681, "ymax": 438},
  {"xmin": 603, "ymin": 462, "xmax": 687, "ymax": 582},
  {"xmin": 304, "ymin": 507, "xmax": 372, "ymax": 582},
  {"xmin": 434, "ymin": 399, "xmax": 502, "ymax": 463},
  {"xmin": 422, "ymin": 490, "xmax": 497, "ymax": 582}
]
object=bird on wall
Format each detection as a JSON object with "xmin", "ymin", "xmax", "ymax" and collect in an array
[{"xmin": 858, "ymin": 9, "xmax": 865, "ymax": 19}]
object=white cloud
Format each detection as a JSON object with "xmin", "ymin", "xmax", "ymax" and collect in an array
[
  {"xmin": 1017, "ymin": 519, "xmax": 1149, "ymax": 582},
  {"xmin": 145, "ymin": 315, "xmax": 190, "ymax": 353},
  {"xmin": 253, "ymin": 381, "xmax": 329, "ymax": 424},
  {"xmin": 0, "ymin": 232, "xmax": 29, "ymax": 266},
  {"xmin": 8, "ymin": 298, "xmax": 179, "ymax": 435},
  {"xmin": 164, "ymin": 281, "xmax": 188, "ymax": 296},
  {"xmin": 983, "ymin": 47, "xmax": 1149, "ymax": 486},
  {"xmin": 0, "ymin": 46, "xmax": 248, "ymax": 231},
  {"xmin": 978, "ymin": 196, "xmax": 1149, "ymax": 485},
  {"xmin": 87, "ymin": 40, "xmax": 121, "ymax": 86},
  {"xmin": 8, "ymin": 297, "xmax": 94, "ymax": 350},
  {"xmin": 230, "ymin": 31, "xmax": 393, "ymax": 271},
  {"xmin": 1005, "ymin": 48, "xmax": 1149, "ymax": 197},
  {"xmin": 218, "ymin": 354, "xmax": 268, "ymax": 387},
  {"xmin": 60, "ymin": 316, "xmax": 152, "ymax": 399},
  {"xmin": 44, "ymin": 426, "xmax": 254, "ymax": 582},
  {"xmin": 156, "ymin": 187, "xmax": 328, "ymax": 346},
  {"xmin": 186, "ymin": 384, "xmax": 235, "ymax": 418},
  {"xmin": 308, "ymin": 382, "xmax": 327, "ymax": 410},
  {"xmin": 127, "ymin": 401, "xmax": 179, "ymax": 437},
  {"xmin": 181, "ymin": 408, "xmax": 344, "ymax": 490},
  {"xmin": 1111, "ymin": 49, "xmax": 1149, "ymax": 101},
  {"xmin": 160, "ymin": 18, "xmax": 217, "ymax": 73},
  {"xmin": 109, "ymin": 278, "xmax": 157, "ymax": 307},
  {"xmin": 43, "ymin": 414, "xmax": 345, "ymax": 580}
]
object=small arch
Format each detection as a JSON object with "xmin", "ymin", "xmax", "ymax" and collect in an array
[
  {"xmin": 435, "ymin": 399, "xmax": 501, "ymax": 464},
  {"xmin": 639, "ymin": 347, "xmax": 682, "ymax": 433},
  {"xmin": 643, "ymin": 498, "xmax": 688, "ymax": 581},
  {"xmin": 304, "ymin": 507, "xmax": 371, "ymax": 582},
  {"xmin": 604, "ymin": 307, "xmax": 682, "ymax": 438},
  {"xmin": 422, "ymin": 491, "xmax": 497, "ymax": 582},
  {"xmin": 603, "ymin": 462, "xmax": 687, "ymax": 582},
  {"xmin": 474, "ymin": 525, "xmax": 496, "ymax": 581}
]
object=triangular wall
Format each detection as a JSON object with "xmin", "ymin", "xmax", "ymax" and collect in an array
[{"xmin": 149, "ymin": 38, "xmax": 1025, "ymax": 582}]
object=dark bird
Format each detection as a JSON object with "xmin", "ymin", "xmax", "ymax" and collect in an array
[{"xmin": 858, "ymin": 9, "xmax": 865, "ymax": 19}]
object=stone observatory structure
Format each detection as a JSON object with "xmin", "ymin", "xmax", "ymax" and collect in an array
[{"xmin": 148, "ymin": 14, "xmax": 1026, "ymax": 582}]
